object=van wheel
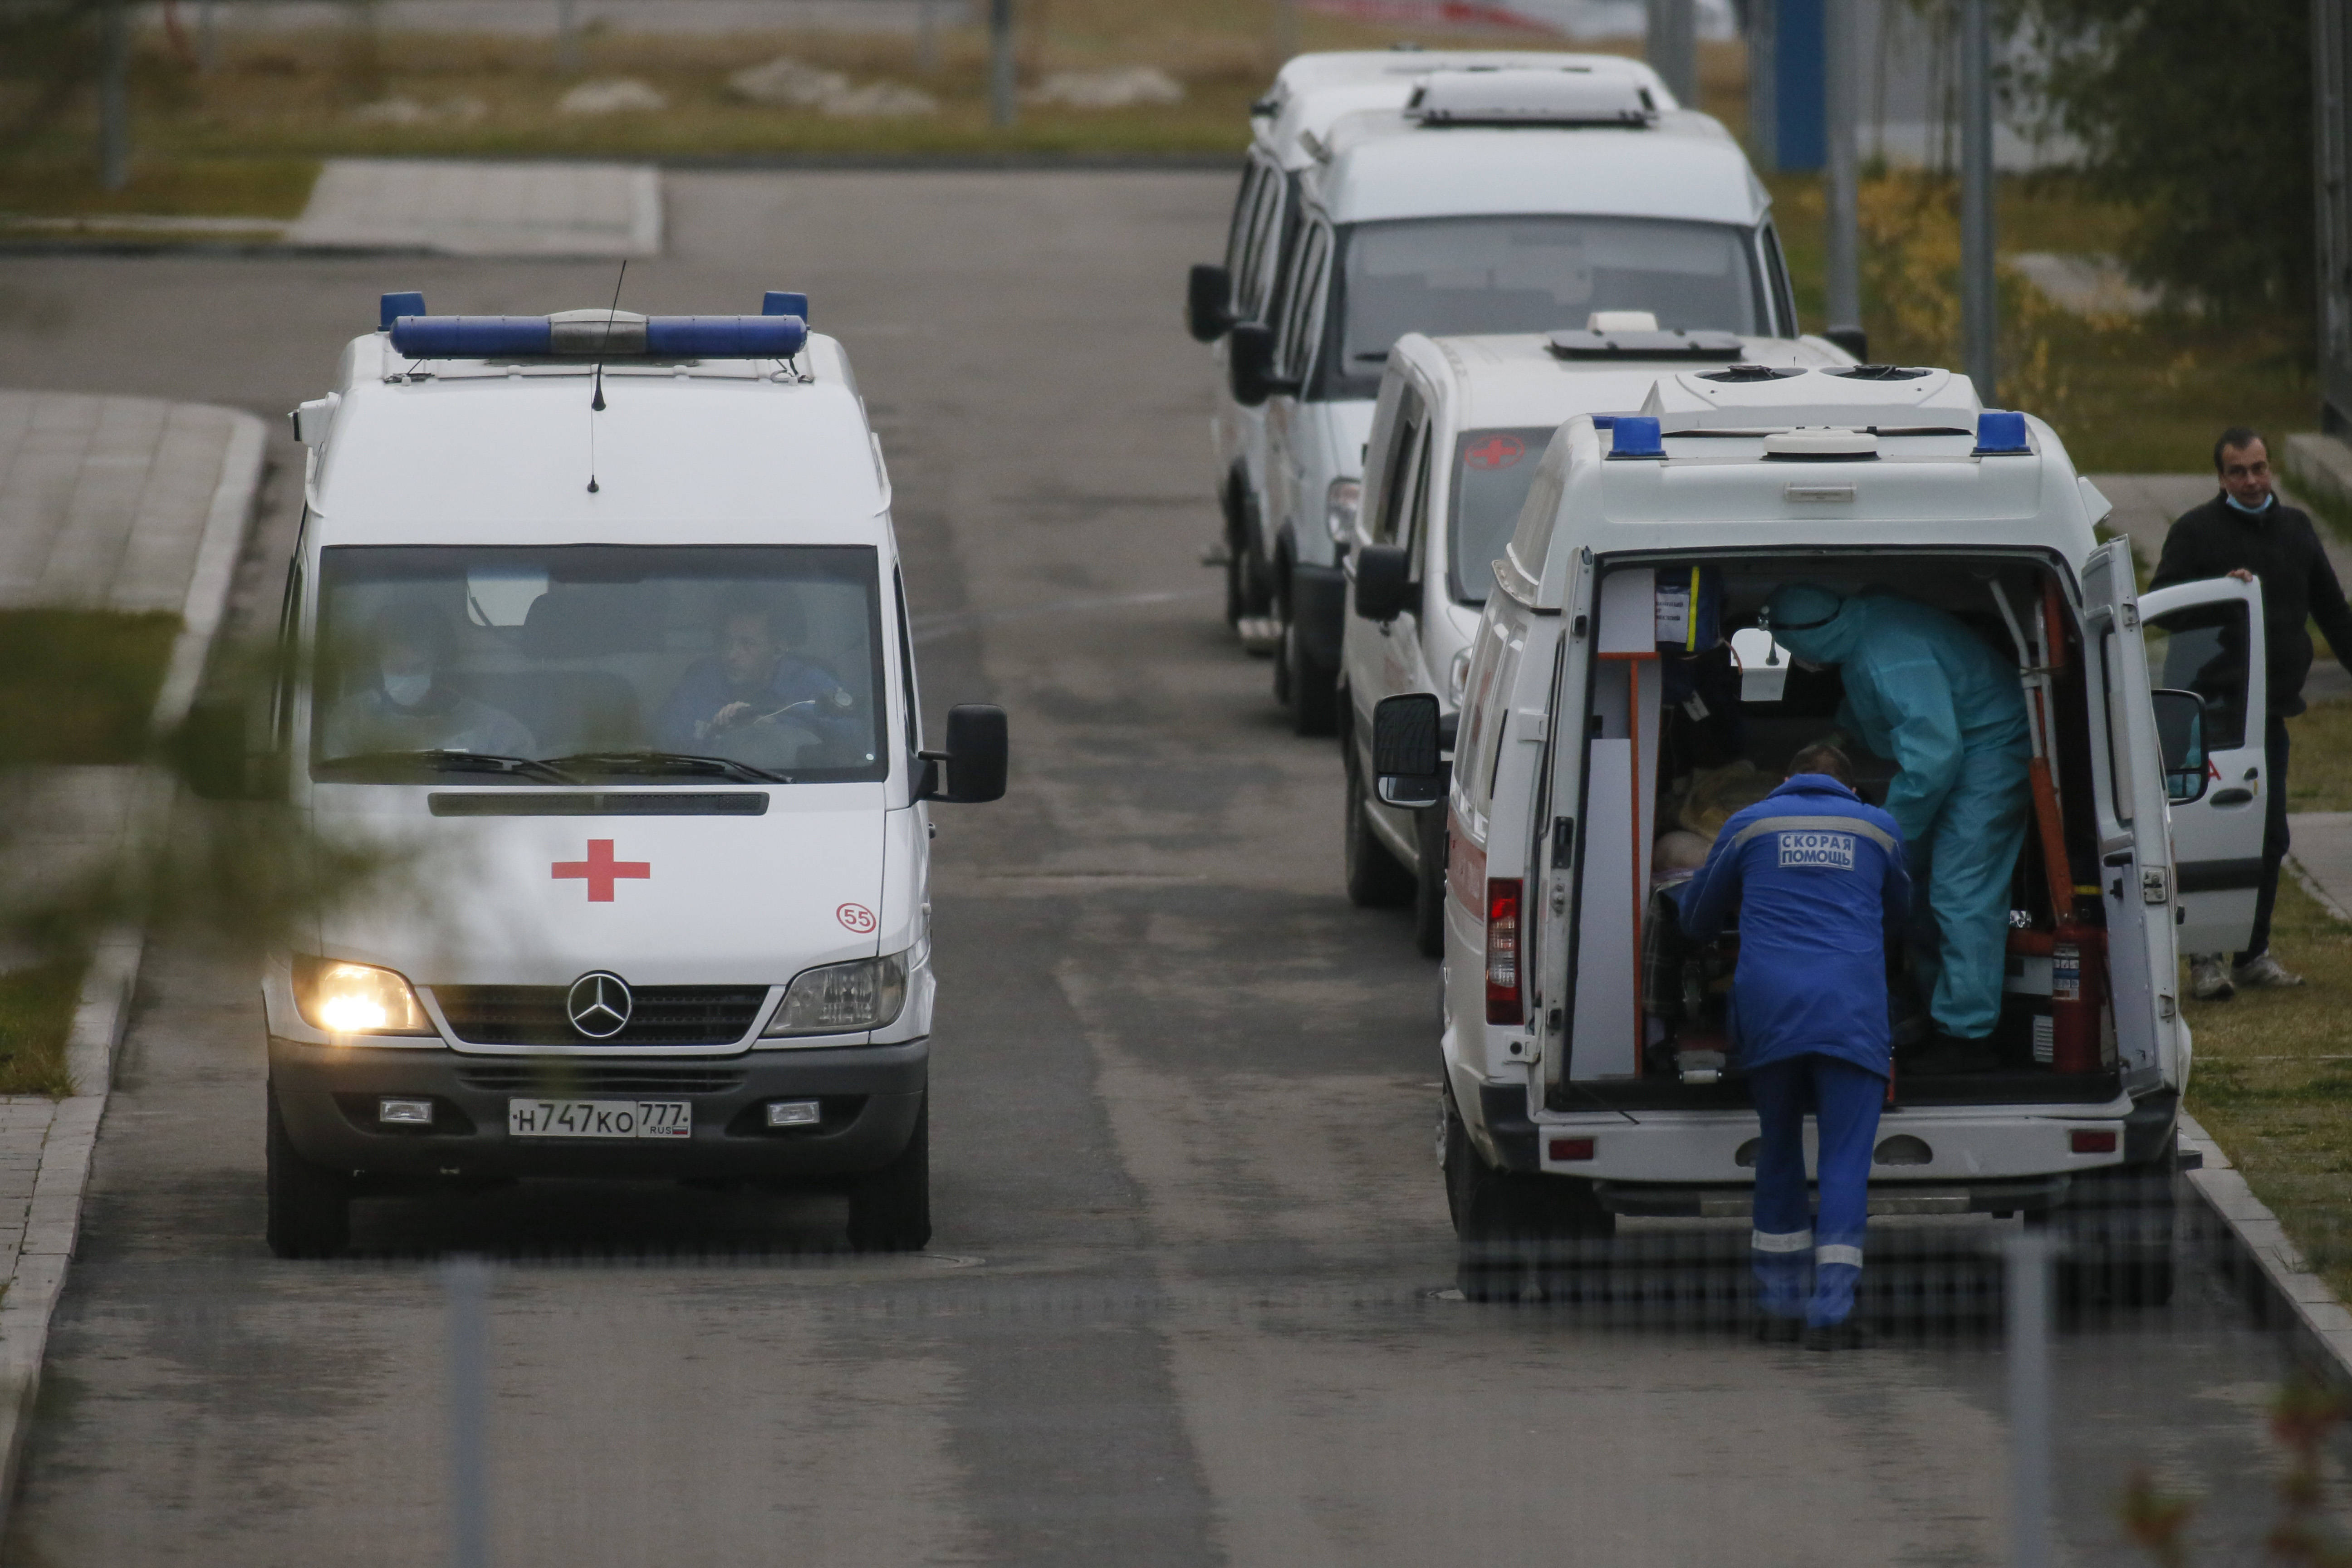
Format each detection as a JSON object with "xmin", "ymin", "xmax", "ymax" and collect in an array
[
  {"xmin": 1281, "ymin": 614, "xmax": 1338, "ymax": 736},
  {"xmin": 1411, "ymin": 804, "xmax": 1447, "ymax": 957},
  {"xmin": 2036, "ymin": 1156, "xmax": 2175, "ymax": 1308},
  {"xmin": 846, "ymin": 1096, "xmax": 931, "ymax": 1253},
  {"xmin": 1344, "ymin": 748, "xmax": 1415, "ymax": 908},
  {"xmin": 266, "ymin": 1085, "xmax": 351, "ymax": 1259},
  {"xmin": 1443, "ymin": 1086, "xmax": 1611, "ymax": 1301}
]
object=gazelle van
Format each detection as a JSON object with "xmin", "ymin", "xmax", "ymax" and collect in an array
[
  {"xmin": 1338, "ymin": 322, "xmax": 1856, "ymax": 953},
  {"xmin": 248, "ymin": 291, "xmax": 1004, "ymax": 1257},
  {"xmin": 1372, "ymin": 368, "xmax": 2262, "ymax": 1302}
]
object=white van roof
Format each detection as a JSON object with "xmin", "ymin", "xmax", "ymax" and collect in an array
[
  {"xmin": 1395, "ymin": 331, "xmax": 1854, "ymax": 434},
  {"xmin": 1253, "ymin": 50, "xmax": 1678, "ymax": 172},
  {"xmin": 1500, "ymin": 372, "xmax": 2105, "ymax": 610},
  {"xmin": 306, "ymin": 328, "xmax": 886, "ymax": 549},
  {"xmin": 1304, "ymin": 110, "xmax": 1766, "ymax": 227}
]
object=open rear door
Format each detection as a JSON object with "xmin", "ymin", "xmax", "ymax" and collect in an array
[
  {"xmin": 2139, "ymin": 576, "xmax": 2268, "ymax": 957},
  {"xmin": 2084, "ymin": 540, "xmax": 2178, "ymax": 1095}
]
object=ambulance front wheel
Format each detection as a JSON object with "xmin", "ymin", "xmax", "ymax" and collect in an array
[
  {"xmin": 266, "ymin": 1084, "xmax": 351, "ymax": 1259},
  {"xmin": 845, "ymin": 1094, "xmax": 931, "ymax": 1253}
]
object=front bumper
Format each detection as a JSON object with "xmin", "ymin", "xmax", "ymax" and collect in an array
[{"xmin": 270, "ymin": 1036, "xmax": 926, "ymax": 1182}]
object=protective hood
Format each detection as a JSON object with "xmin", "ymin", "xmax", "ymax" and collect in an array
[{"xmin": 1762, "ymin": 582, "xmax": 1860, "ymax": 665}]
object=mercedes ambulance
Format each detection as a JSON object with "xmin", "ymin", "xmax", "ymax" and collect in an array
[
  {"xmin": 1186, "ymin": 58, "xmax": 1803, "ymax": 736},
  {"xmin": 1338, "ymin": 322, "xmax": 1856, "ymax": 954},
  {"xmin": 248, "ymin": 291, "xmax": 1005, "ymax": 1258},
  {"xmin": 1371, "ymin": 368, "xmax": 2263, "ymax": 1304}
]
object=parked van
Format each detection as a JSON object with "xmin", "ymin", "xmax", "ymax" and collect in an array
[
  {"xmin": 1339, "ymin": 323, "xmax": 1855, "ymax": 952},
  {"xmin": 253, "ymin": 292, "xmax": 1005, "ymax": 1258},
  {"xmin": 1372, "ymin": 369, "xmax": 2263, "ymax": 1302},
  {"xmin": 1187, "ymin": 58, "xmax": 1804, "ymax": 735},
  {"xmin": 1185, "ymin": 48, "xmax": 1671, "ymax": 636}
]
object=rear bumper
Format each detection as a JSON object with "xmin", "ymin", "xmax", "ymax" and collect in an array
[{"xmin": 269, "ymin": 1036, "xmax": 926, "ymax": 1182}]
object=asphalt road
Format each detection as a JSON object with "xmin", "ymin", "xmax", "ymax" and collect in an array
[{"xmin": 0, "ymin": 174, "xmax": 2336, "ymax": 1566}]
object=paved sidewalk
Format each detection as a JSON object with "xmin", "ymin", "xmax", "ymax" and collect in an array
[
  {"xmin": 285, "ymin": 158, "xmax": 662, "ymax": 257},
  {"xmin": 0, "ymin": 389, "xmax": 261, "ymax": 1527}
]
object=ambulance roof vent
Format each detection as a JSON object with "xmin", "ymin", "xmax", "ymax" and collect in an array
[
  {"xmin": 1406, "ymin": 68, "xmax": 1655, "ymax": 127},
  {"xmin": 1763, "ymin": 426, "xmax": 1879, "ymax": 461},
  {"xmin": 385, "ymin": 294, "xmax": 811, "ymax": 361},
  {"xmin": 1642, "ymin": 365, "xmax": 1982, "ymax": 434},
  {"xmin": 1548, "ymin": 328, "xmax": 1743, "ymax": 362}
]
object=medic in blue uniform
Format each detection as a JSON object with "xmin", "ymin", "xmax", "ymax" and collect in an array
[
  {"xmin": 1677, "ymin": 745, "xmax": 1911, "ymax": 1348},
  {"xmin": 1762, "ymin": 583, "xmax": 2032, "ymax": 1067}
]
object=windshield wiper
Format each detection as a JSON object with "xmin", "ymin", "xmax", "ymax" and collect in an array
[
  {"xmin": 544, "ymin": 750, "xmax": 784, "ymax": 783},
  {"xmin": 322, "ymin": 750, "xmax": 580, "ymax": 784}
]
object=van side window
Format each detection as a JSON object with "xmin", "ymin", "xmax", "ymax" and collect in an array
[
  {"xmin": 1277, "ymin": 225, "xmax": 1331, "ymax": 387},
  {"xmin": 1369, "ymin": 387, "xmax": 1426, "ymax": 545},
  {"xmin": 1222, "ymin": 163, "xmax": 1263, "ymax": 279},
  {"xmin": 1399, "ymin": 428, "xmax": 1435, "ymax": 580},
  {"xmin": 1760, "ymin": 223, "xmax": 1798, "ymax": 338},
  {"xmin": 2101, "ymin": 632, "xmax": 2135, "ymax": 825},
  {"xmin": 895, "ymin": 565, "xmax": 923, "ymax": 768},
  {"xmin": 1234, "ymin": 167, "xmax": 1287, "ymax": 323},
  {"xmin": 274, "ymin": 543, "xmax": 305, "ymax": 755}
]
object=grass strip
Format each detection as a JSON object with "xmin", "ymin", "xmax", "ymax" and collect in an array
[
  {"xmin": 0, "ymin": 956, "xmax": 87, "ymax": 1099},
  {"xmin": 0, "ymin": 611, "xmax": 179, "ymax": 766}
]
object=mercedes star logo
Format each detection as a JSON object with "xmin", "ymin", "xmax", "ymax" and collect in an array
[{"xmin": 566, "ymin": 971, "xmax": 633, "ymax": 1039}]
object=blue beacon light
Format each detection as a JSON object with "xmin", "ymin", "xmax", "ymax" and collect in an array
[{"xmin": 1974, "ymin": 410, "xmax": 2032, "ymax": 456}]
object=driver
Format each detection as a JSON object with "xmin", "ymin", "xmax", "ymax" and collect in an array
[
  {"xmin": 653, "ymin": 598, "xmax": 858, "ymax": 755},
  {"xmin": 322, "ymin": 603, "xmax": 534, "ymax": 759}
]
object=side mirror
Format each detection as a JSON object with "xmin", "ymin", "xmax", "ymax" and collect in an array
[
  {"xmin": 918, "ymin": 703, "xmax": 1008, "ymax": 804},
  {"xmin": 1823, "ymin": 325, "xmax": 1869, "ymax": 361},
  {"xmin": 1186, "ymin": 264, "xmax": 1235, "ymax": 343},
  {"xmin": 172, "ymin": 696, "xmax": 285, "ymax": 802},
  {"xmin": 1373, "ymin": 692, "xmax": 1443, "ymax": 807},
  {"xmin": 2151, "ymin": 688, "xmax": 2207, "ymax": 804},
  {"xmin": 1354, "ymin": 544, "xmax": 1413, "ymax": 623},
  {"xmin": 1227, "ymin": 323, "xmax": 1297, "ymax": 408}
]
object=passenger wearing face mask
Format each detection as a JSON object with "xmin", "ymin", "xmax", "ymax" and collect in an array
[
  {"xmin": 1760, "ymin": 583, "xmax": 2031, "ymax": 1073},
  {"xmin": 322, "ymin": 603, "xmax": 534, "ymax": 760}
]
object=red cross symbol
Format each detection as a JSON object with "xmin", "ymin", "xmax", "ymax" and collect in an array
[
  {"xmin": 552, "ymin": 839, "xmax": 651, "ymax": 902},
  {"xmin": 1464, "ymin": 432, "xmax": 1525, "ymax": 470}
]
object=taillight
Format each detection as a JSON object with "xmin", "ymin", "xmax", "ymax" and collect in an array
[{"xmin": 1485, "ymin": 877, "xmax": 1523, "ymax": 1024}]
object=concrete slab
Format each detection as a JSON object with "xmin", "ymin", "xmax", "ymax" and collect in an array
[{"xmin": 285, "ymin": 158, "xmax": 662, "ymax": 258}]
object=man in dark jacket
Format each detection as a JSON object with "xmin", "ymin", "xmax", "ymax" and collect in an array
[
  {"xmin": 1677, "ymin": 743, "xmax": 1911, "ymax": 1350},
  {"xmin": 2151, "ymin": 428, "xmax": 2352, "ymax": 1000}
]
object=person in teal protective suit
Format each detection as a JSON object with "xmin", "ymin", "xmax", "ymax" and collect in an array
[{"xmin": 1761, "ymin": 584, "xmax": 2031, "ymax": 1064}]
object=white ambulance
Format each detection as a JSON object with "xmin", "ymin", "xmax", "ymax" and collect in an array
[
  {"xmin": 248, "ymin": 291, "xmax": 1004, "ymax": 1257},
  {"xmin": 1338, "ymin": 322, "xmax": 1856, "ymax": 954},
  {"xmin": 1371, "ymin": 369, "xmax": 2263, "ymax": 1303},
  {"xmin": 1187, "ymin": 58, "xmax": 1803, "ymax": 736}
]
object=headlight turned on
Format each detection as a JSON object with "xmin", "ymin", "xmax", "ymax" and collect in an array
[
  {"xmin": 292, "ymin": 956, "xmax": 434, "ymax": 1036},
  {"xmin": 764, "ymin": 953, "xmax": 908, "ymax": 1037}
]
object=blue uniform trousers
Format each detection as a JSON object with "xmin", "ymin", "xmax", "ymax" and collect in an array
[{"xmin": 1749, "ymin": 1054, "xmax": 1885, "ymax": 1328}]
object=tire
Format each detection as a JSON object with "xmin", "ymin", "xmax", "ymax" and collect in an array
[
  {"xmin": 266, "ymin": 1085, "xmax": 351, "ymax": 1259},
  {"xmin": 1443, "ymin": 1086, "xmax": 1611, "ymax": 1301},
  {"xmin": 846, "ymin": 1096, "xmax": 931, "ymax": 1253},
  {"xmin": 1344, "ymin": 747, "xmax": 1415, "ymax": 908},
  {"xmin": 1411, "ymin": 802, "xmax": 1447, "ymax": 958},
  {"xmin": 1280, "ymin": 608, "xmax": 1338, "ymax": 737}
]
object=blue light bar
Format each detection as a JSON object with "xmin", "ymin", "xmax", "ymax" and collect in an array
[
  {"xmin": 1974, "ymin": 410, "xmax": 2032, "ymax": 456},
  {"xmin": 644, "ymin": 315, "xmax": 807, "ymax": 358},
  {"xmin": 379, "ymin": 291, "xmax": 426, "ymax": 331},
  {"xmin": 390, "ymin": 316, "xmax": 554, "ymax": 357},
  {"xmin": 1607, "ymin": 415, "xmax": 1666, "ymax": 458},
  {"xmin": 762, "ymin": 291, "xmax": 810, "ymax": 323}
]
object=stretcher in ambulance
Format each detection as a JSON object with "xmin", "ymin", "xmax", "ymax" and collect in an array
[
  {"xmin": 1372, "ymin": 367, "xmax": 2264, "ymax": 1303},
  {"xmin": 238, "ymin": 291, "xmax": 1006, "ymax": 1258}
]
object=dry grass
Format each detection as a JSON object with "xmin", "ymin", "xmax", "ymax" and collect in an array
[{"xmin": 2182, "ymin": 695, "xmax": 2352, "ymax": 1304}]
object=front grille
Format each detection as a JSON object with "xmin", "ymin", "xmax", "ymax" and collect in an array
[
  {"xmin": 454, "ymin": 1062, "xmax": 749, "ymax": 1096},
  {"xmin": 432, "ymin": 985, "xmax": 769, "ymax": 1047}
]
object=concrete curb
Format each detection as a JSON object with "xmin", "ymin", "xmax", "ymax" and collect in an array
[
  {"xmin": 0, "ymin": 404, "xmax": 265, "ymax": 1536},
  {"xmin": 2177, "ymin": 1112, "xmax": 2352, "ymax": 1390}
]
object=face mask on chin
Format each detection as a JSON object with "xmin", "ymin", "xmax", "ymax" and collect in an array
[
  {"xmin": 2225, "ymin": 490, "xmax": 2274, "ymax": 514},
  {"xmin": 382, "ymin": 668, "xmax": 432, "ymax": 707}
]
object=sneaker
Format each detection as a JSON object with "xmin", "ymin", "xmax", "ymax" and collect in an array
[
  {"xmin": 1803, "ymin": 1320, "xmax": 1872, "ymax": 1352},
  {"xmin": 2190, "ymin": 955, "xmax": 2237, "ymax": 1002},
  {"xmin": 2234, "ymin": 952, "xmax": 2306, "ymax": 990}
]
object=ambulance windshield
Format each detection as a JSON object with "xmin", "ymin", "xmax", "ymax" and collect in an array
[
  {"xmin": 309, "ymin": 544, "xmax": 890, "ymax": 785},
  {"xmin": 1447, "ymin": 426, "xmax": 1555, "ymax": 605},
  {"xmin": 1329, "ymin": 215, "xmax": 1765, "ymax": 400}
]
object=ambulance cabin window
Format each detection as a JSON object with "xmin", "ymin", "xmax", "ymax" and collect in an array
[
  {"xmin": 2142, "ymin": 600, "xmax": 2250, "ymax": 752},
  {"xmin": 1447, "ymin": 426, "xmax": 1553, "ymax": 606},
  {"xmin": 309, "ymin": 544, "xmax": 889, "ymax": 785}
]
